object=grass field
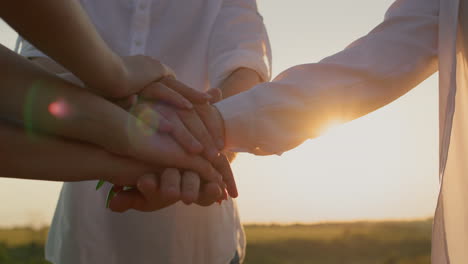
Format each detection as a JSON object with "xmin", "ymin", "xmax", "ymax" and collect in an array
[{"xmin": 0, "ymin": 219, "xmax": 432, "ymax": 264}]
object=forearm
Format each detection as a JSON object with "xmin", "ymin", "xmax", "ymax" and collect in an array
[
  {"xmin": 0, "ymin": 45, "xmax": 133, "ymax": 154},
  {"xmin": 0, "ymin": 0, "xmax": 124, "ymax": 96},
  {"xmin": 215, "ymin": 0, "xmax": 439, "ymax": 155},
  {"xmin": 0, "ymin": 121, "xmax": 150, "ymax": 183}
]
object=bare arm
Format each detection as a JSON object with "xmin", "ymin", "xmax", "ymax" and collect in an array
[
  {"xmin": 0, "ymin": 121, "xmax": 151, "ymax": 185},
  {"xmin": 1, "ymin": 2, "xmax": 212, "ymax": 102},
  {"xmin": 0, "ymin": 0, "xmax": 124, "ymax": 96},
  {"xmin": 0, "ymin": 45, "xmax": 222, "ymax": 183}
]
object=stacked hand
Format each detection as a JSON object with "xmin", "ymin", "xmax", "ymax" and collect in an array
[
  {"xmin": 108, "ymin": 85, "xmax": 235, "ymax": 212},
  {"xmin": 31, "ymin": 55, "xmax": 260, "ymax": 213}
]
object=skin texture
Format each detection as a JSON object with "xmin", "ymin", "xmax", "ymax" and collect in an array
[
  {"xmin": 0, "ymin": 45, "xmax": 222, "ymax": 185},
  {"xmin": 0, "ymin": 121, "xmax": 153, "ymax": 185},
  {"xmin": 19, "ymin": 48, "xmax": 259, "ymax": 213},
  {"xmin": 1, "ymin": 1, "xmax": 213, "ymax": 104},
  {"xmin": 0, "ymin": 1, "xmax": 154, "ymax": 99},
  {"xmin": 110, "ymin": 68, "xmax": 262, "ymax": 212}
]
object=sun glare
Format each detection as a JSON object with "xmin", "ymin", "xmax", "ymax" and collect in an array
[{"xmin": 318, "ymin": 120, "xmax": 345, "ymax": 136}]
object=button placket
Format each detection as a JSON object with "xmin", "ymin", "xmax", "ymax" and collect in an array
[{"xmin": 130, "ymin": 0, "xmax": 152, "ymax": 55}]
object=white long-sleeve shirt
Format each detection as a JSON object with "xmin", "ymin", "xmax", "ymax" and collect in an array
[
  {"xmin": 215, "ymin": 0, "xmax": 465, "ymax": 263},
  {"xmin": 18, "ymin": 1, "xmax": 271, "ymax": 264}
]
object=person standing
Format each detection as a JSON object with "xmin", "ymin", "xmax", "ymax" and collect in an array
[
  {"xmin": 18, "ymin": 0, "xmax": 271, "ymax": 263},
  {"xmin": 208, "ymin": 0, "xmax": 465, "ymax": 262}
]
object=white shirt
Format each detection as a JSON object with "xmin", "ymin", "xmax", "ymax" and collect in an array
[
  {"xmin": 19, "ymin": 1, "xmax": 271, "ymax": 263},
  {"xmin": 215, "ymin": 0, "xmax": 464, "ymax": 263}
]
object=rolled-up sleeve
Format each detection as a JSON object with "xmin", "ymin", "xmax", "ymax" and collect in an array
[
  {"xmin": 215, "ymin": 0, "xmax": 439, "ymax": 155},
  {"xmin": 208, "ymin": 0, "xmax": 272, "ymax": 89}
]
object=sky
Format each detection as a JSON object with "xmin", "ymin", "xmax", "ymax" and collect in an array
[{"xmin": 0, "ymin": 0, "xmax": 440, "ymax": 227}]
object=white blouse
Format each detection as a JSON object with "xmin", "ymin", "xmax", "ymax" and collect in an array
[
  {"xmin": 19, "ymin": 0, "xmax": 271, "ymax": 264},
  {"xmin": 215, "ymin": 0, "xmax": 464, "ymax": 263}
]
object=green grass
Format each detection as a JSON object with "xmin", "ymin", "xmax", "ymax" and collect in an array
[
  {"xmin": 0, "ymin": 219, "xmax": 432, "ymax": 264},
  {"xmin": 243, "ymin": 220, "xmax": 432, "ymax": 264}
]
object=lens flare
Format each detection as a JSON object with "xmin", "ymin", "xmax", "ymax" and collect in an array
[
  {"xmin": 135, "ymin": 106, "xmax": 159, "ymax": 136},
  {"xmin": 24, "ymin": 83, "xmax": 40, "ymax": 137},
  {"xmin": 48, "ymin": 98, "xmax": 69, "ymax": 119},
  {"xmin": 318, "ymin": 120, "xmax": 344, "ymax": 136}
]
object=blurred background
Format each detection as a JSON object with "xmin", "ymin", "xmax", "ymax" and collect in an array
[{"xmin": 0, "ymin": 1, "xmax": 439, "ymax": 263}]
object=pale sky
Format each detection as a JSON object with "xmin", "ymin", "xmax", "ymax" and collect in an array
[{"xmin": 0, "ymin": 0, "xmax": 440, "ymax": 227}]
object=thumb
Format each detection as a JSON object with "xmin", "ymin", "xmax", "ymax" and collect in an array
[{"xmin": 207, "ymin": 88, "xmax": 223, "ymax": 103}]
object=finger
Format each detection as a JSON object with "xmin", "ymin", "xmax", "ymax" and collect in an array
[
  {"xmin": 195, "ymin": 104, "xmax": 225, "ymax": 150},
  {"xmin": 109, "ymin": 173, "xmax": 159, "ymax": 213},
  {"xmin": 109, "ymin": 188, "xmax": 178, "ymax": 213},
  {"xmin": 212, "ymin": 154, "xmax": 238, "ymax": 198},
  {"xmin": 179, "ymin": 155, "xmax": 224, "ymax": 185},
  {"xmin": 160, "ymin": 77, "xmax": 211, "ymax": 104},
  {"xmin": 160, "ymin": 168, "xmax": 182, "ymax": 202},
  {"xmin": 140, "ymin": 82, "xmax": 193, "ymax": 109},
  {"xmin": 181, "ymin": 171, "xmax": 200, "ymax": 205},
  {"xmin": 161, "ymin": 63, "xmax": 177, "ymax": 79},
  {"xmin": 132, "ymin": 103, "xmax": 173, "ymax": 133},
  {"xmin": 129, "ymin": 130, "xmax": 222, "ymax": 184},
  {"xmin": 154, "ymin": 104, "xmax": 203, "ymax": 154},
  {"xmin": 207, "ymin": 88, "xmax": 223, "ymax": 103},
  {"xmin": 196, "ymin": 182, "xmax": 222, "ymax": 207},
  {"xmin": 176, "ymin": 108, "xmax": 219, "ymax": 161},
  {"xmin": 137, "ymin": 174, "xmax": 159, "ymax": 201}
]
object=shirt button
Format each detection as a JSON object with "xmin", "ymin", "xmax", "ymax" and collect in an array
[
  {"xmin": 139, "ymin": 3, "xmax": 147, "ymax": 10},
  {"xmin": 135, "ymin": 40, "xmax": 142, "ymax": 46}
]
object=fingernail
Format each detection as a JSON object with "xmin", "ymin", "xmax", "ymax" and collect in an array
[{"xmin": 203, "ymin": 93, "xmax": 212, "ymax": 99}]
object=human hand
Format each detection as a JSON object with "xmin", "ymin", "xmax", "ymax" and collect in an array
[
  {"xmin": 108, "ymin": 169, "xmax": 227, "ymax": 212},
  {"xmin": 119, "ymin": 111, "xmax": 226, "ymax": 186},
  {"xmin": 31, "ymin": 56, "xmax": 212, "ymax": 109},
  {"xmin": 132, "ymin": 96, "xmax": 237, "ymax": 198},
  {"xmin": 99, "ymin": 56, "xmax": 214, "ymax": 107}
]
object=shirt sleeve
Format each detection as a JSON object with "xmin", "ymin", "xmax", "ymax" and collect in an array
[
  {"xmin": 215, "ymin": 0, "xmax": 439, "ymax": 155},
  {"xmin": 208, "ymin": 0, "xmax": 272, "ymax": 89}
]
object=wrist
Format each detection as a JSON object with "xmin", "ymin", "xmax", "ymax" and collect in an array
[
  {"xmin": 83, "ymin": 52, "xmax": 128, "ymax": 98},
  {"xmin": 219, "ymin": 68, "xmax": 262, "ymax": 99},
  {"xmin": 212, "ymin": 104, "xmax": 226, "ymax": 149},
  {"xmin": 61, "ymin": 87, "xmax": 134, "ymax": 155}
]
